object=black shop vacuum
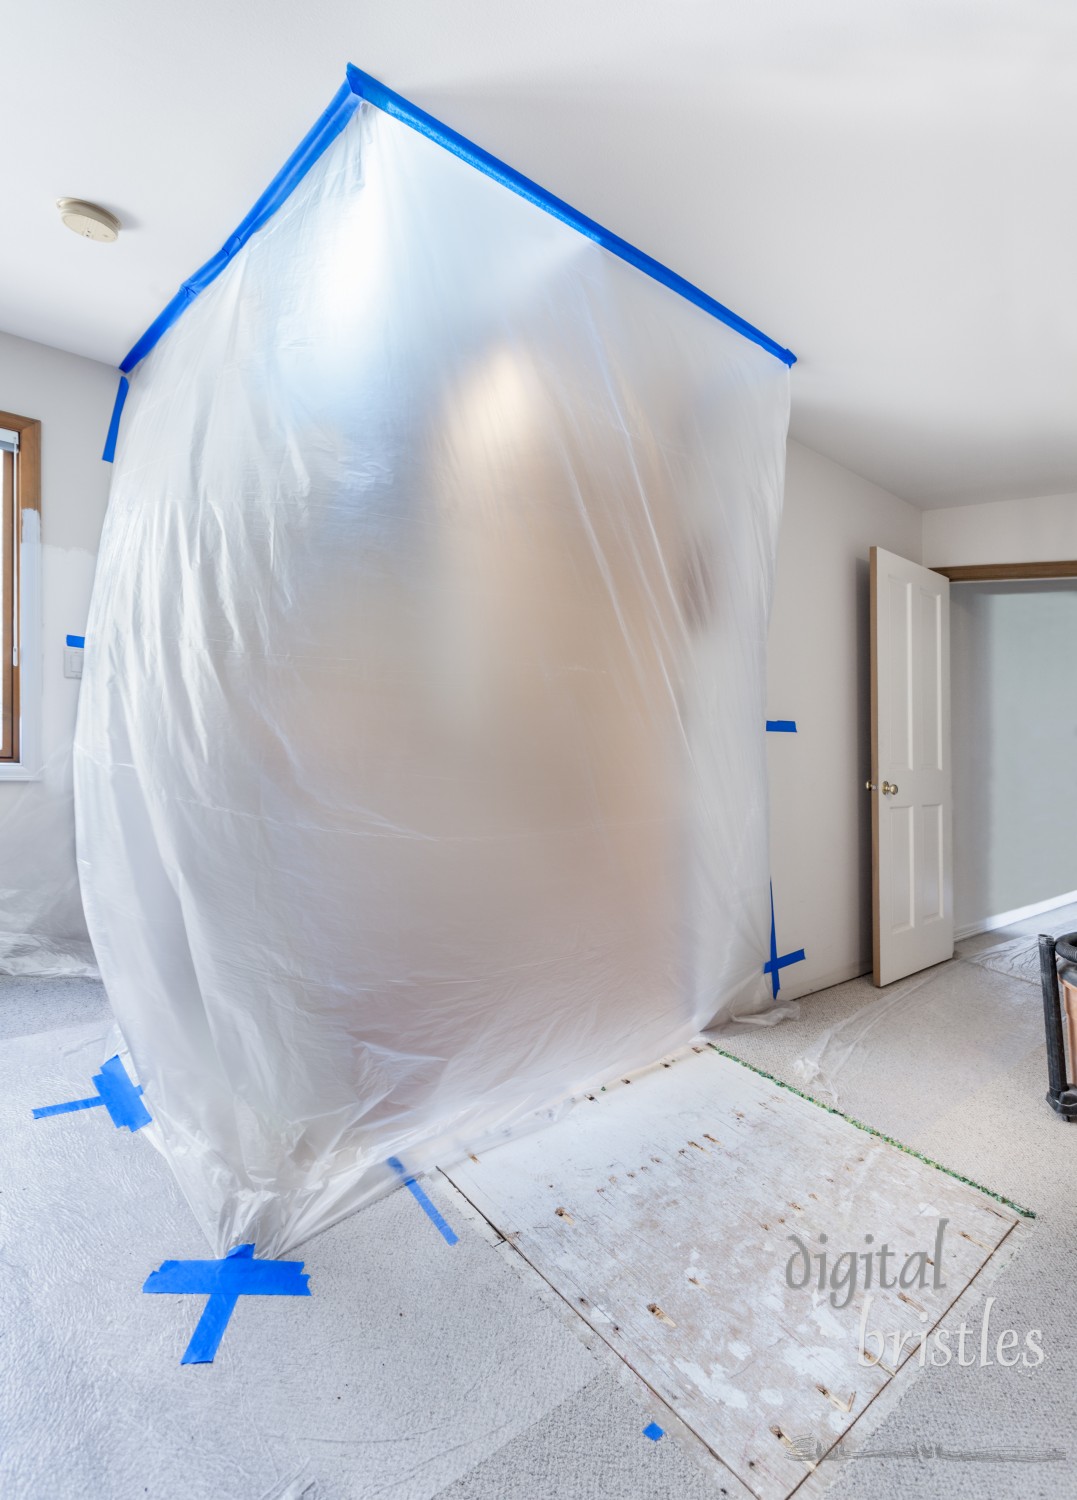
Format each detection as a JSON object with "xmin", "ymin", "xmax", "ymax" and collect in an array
[{"xmin": 1039, "ymin": 932, "xmax": 1077, "ymax": 1120}]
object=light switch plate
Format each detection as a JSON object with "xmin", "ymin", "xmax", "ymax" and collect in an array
[{"xmin": 63, "ymin": 644, "xmax": 83, "ymax": 679}]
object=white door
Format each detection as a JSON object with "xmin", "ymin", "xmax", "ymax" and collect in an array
[{"xmin": 870, "ymin": 547, "xmax": 953, "ymax": 986}]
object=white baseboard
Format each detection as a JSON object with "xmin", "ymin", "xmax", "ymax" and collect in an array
[
  {"xmin": 954, "ymin": 889, "xmax": 1077, "ymax": 942},
  {"xmin": 780, "ymin": 955, "xmax": 873, "ymax": 1001}
]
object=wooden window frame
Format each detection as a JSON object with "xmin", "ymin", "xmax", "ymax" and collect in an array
[{"xmin": 0, "ymin": 411, "xmax": 41, "ymax": 763}]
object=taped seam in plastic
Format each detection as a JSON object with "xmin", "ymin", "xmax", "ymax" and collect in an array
[
  {"xmin": 344, "ymin": 65, "xmax": 796, "ymax": 369},
  {"xmin": 117, "ymin": 81, "xmax": 361, "ymax": 376},
  {"xmin": 764, "ymin": 882, "xmax": 806, "ymax": 998}
]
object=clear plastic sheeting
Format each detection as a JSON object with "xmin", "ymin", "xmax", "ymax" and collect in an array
[
  {"xmin": 794, "ymin": 943, "xmax": 1046, "ymax": 1139},
  {"xmin": 0, "ymin": 745, "xmax": 96, "ymax": 977},
  {"xmin": 74, "ymin": 99, "xmax": 791, "ymax": 1255}
]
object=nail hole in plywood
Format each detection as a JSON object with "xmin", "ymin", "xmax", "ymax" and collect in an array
[
  {"xmin": 555, "ymin": 1207, "xmax": 574, "ymax": 1224},
  {"xmin": 647, "ymin": 1302, "xmax": 676, "ymax": 1328},
  {"xmin": 960, "ymin": 1229, "xmax": 990, "ymax": 1250},
  {"xmin": 816, "ymin": 1383, "xmax": 854, "ymax": 1413}
]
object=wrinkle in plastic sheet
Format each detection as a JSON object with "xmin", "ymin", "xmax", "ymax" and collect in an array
[
  {"xmin": 74, "ymin": 100, "xmax": 791, "ymax": 1255},
  {"xmin": 0, "ymin": 742, "xmax": 97, "ymax": 977},
  {"xmin": 794, "ymin": 942, "xmax": 1047, "ymax": 1137}
]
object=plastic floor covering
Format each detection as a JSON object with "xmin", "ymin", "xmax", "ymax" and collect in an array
[{"xmin": 1, "ymin": 985, "xmax": 1028, "ymax": 1500}]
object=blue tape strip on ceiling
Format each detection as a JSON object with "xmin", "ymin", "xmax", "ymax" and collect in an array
[
  {"xmin": 343, "ymin": 65, "xmax": 796, "ymax": 368},
  {"xmin": 104, "ymin": 64, "xmax": 794, "ymax": 462},
  {"xmin": 118, "ymin": 80, "xmax": 361, "ymax": 376}
]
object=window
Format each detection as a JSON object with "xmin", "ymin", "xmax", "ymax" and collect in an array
[{"xmin": 0, "ymin": 411, "xmax": 41, "ymax": 766}]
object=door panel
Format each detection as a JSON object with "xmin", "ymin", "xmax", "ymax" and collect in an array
[{"xmin": 871, "ymin": 547, "xmax": 953, "ymax": 985}]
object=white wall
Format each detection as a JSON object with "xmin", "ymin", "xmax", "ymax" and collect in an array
[
  {"xmin": 0, "ymin": 331, "xmax": 115, "ymax": 972},
  {"xmin": 950, "ymin": 580, "xmax": 1077, "ymax": 934},
  {"xmin": 766, "ymin": 441, "xmax": 922, "ymax": 1000},
  {"xmin": 924, "ymin": 491, "xmax": 1077, "ymax": 567}
]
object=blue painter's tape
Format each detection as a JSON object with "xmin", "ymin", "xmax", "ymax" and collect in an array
[
  {"xmin": 32, "ymin": 1054, "xmax": 150, "ymax": 1131},
  {"xmin": 105, "ymin": 64, "xmax": 792, "ymax": 462},
  {"xmin": 763, "ymin": 882, "xmax": 806, "ymax": 999},
  {"xmin": 766, "ymin": 720, "xmax": 797, "ymax": 733},
  {"xmin": 93, "ymin": 1055, "xmax": 152, "ymax": 1132},
  {"xmin": 66, "ymin": 634, "xmax": 85, "ymax": 649},
  {"xmin": 643, "ymin": 1422, "xmax": 665, "ymax": 1442},
  {"xmin": 101, "ymin": 376, "xmax": 129, "ymax": 463},
  {"xmin": 143, "ymin": 1244, "xmax": 311, "ymax": 1297},
  {"xmin": 182, "ymin": 1292, "xmax": 239, "ymax": 1365},
  {"xmin": 32, "ymin": 1095, "xmax": 105, "ymax": 1119},
  {"xmin": 344, "ymin": 66, "xmax": 795, "ymax": 368},
  {"xmin": 143, "ymin": 1243, "xmax": 312, "ymax": 1364},
  {"xmin": 118, "ymin": 83, "xmax": 360, "ymax": 377},
  {"xmin": 387, "ymin": 1156, "xmax": 459, "ymax": 1245},
  {"xmin": 768, "ymin": 948, "xmax": 807, "ymax": 975},
  {"xmin": 766, "ymin": 881, "xmax": 780, "ymax": 997}
]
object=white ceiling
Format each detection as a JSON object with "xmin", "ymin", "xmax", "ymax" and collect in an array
[{"xmin": 2, "ymin": 1, "xmax": 1075, "ymax": 508}]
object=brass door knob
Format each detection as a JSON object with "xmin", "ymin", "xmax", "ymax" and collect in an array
[
  {"xmin": 865, "ymin": 780, "xmax": 877, "ymax": 791},
  {"xmin": 882, "ymin": 781, "xmax": 899, "ymax": 796}
]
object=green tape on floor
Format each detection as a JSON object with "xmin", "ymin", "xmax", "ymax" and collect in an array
[{"xmin": 707, "ymin": 1044, "xmax": 1036, "ymax": 1220}]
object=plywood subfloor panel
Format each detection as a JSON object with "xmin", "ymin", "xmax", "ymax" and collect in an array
[{"xmin": 444, "ymin": 1047, "xmax": 1020, "ymax": 1500}]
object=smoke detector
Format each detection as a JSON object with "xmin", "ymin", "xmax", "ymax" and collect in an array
[{"xmin": 56, "ymin": 198, "xmax": 121, "ymax": 243}]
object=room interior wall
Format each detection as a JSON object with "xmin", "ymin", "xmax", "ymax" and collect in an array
[
  {"xmin": 923, "ymin": 491, "xmax": 1077, "ymax": 567},
  {"xmin": 765, "ymin": 440, "xmax": 923, "ymax": 1001},
  {"xmin": 0, "ymin": 331, "xmax": 116, "ymax": 972},
  {"xmin": 949, "ymin": 579, "xmax": 1077, "ymax": 935}
]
